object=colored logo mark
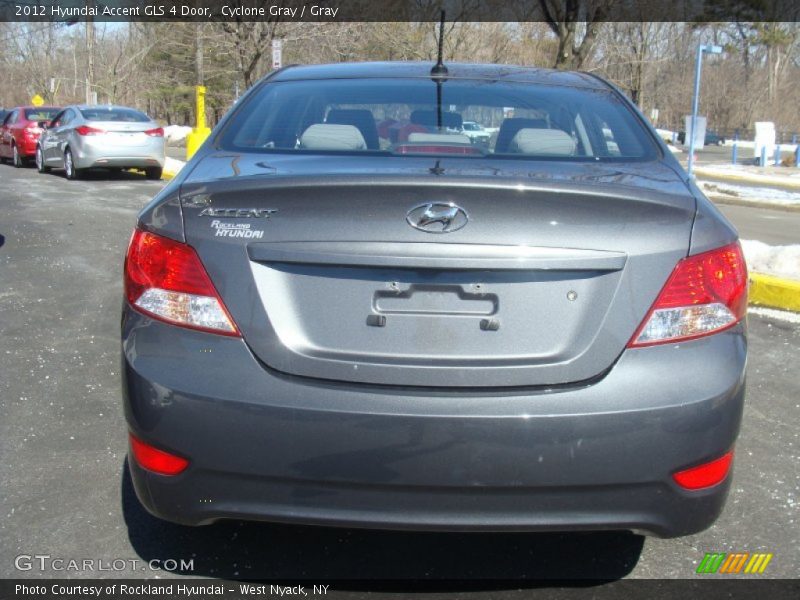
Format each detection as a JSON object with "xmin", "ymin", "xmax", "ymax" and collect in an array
[{"xmin": 697, "ymin": 552, "xmax": 773, "ymax": 574}]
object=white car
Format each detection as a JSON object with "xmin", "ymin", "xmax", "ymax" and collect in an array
[{"xmin": 461, "ymin": 121, "xmax": 491, "ymax": 144}]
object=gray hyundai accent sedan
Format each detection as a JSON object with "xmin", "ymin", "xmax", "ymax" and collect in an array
[{"xmin": 122, "ymin": 62, "xmax": 747, "ymax": 537}]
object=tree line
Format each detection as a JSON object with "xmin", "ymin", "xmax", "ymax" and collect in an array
[{"xmin": 1, "ymin": 18, "xmax": 798, "ymax": 139}]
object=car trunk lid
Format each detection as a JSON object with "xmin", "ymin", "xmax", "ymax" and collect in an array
[{"xmin": 179, "ymin": 154, "xmax": 694, "ymax": 388}]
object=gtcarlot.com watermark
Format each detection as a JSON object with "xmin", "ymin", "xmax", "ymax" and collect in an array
[{"xmin": 14, "ymin": 554, "xmax": 194, "ymax": 573}]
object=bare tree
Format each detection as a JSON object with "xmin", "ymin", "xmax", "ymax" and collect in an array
[{"xmin": 538, "ymin": 0, "xmax": 608, "ymax": 69}]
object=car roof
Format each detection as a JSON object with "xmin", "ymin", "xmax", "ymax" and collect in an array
[
  {"xmin": 269, "ymin": 61, "xmax": 609, "ymax": 90},
  {"xmin": 69, "ymin": 104, "xmax": 146, "ymax": 111}
]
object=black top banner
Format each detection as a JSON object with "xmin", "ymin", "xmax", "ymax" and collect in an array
[{"xmin": 2, "ymin": 0, "xmax": 800, "ymax": 23}]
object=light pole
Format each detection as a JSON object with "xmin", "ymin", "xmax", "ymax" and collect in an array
[{"xmin": 687, "ymin": 43, "xmax": 722, "ymax": 177}]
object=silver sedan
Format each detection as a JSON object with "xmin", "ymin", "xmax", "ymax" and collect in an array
[{"xmin": 36, "ymin": 105, "xmax": 165, "ymax": 180}]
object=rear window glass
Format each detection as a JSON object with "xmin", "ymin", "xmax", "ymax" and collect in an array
[
  {"xmin": 221, "ymin": 78, "xmax": 657, "ymax": 161},
  {"xmin": 79, "ymin": 107, "xmax": 150, "ymax": 122},
  {"xmin": 25, "ymin": 108, "xmax": 59, "ymax": 121}
]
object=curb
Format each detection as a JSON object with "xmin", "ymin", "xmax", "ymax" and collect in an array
[
  {"xmin": 694, "ymin": 166, "xmax": 800, "ymax": 191},
  {"xmin": 749, "ymin": 273, "xmax": 800, "ymax": 312},
  {"xmin": 704, "ymin": 193, "xmax": 800, "ymax": 213}
]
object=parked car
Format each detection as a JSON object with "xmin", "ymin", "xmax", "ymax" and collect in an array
[
  {"xmin": 122, "ymin": 62, "xmax": 746, "ymax": 537},
  {"xmin": 0, "ymin": 106, "xmax": 60, "ymax": 167},
  {"xmin": 460, "ymin": 120, "xmax": 492, "ymax": 144},
  {"xmin": 677, "ymin": 129, "xmax": 725, "ymax": 146},
  {"xmin": 36, "ymin": 105, "xmax": 165, "ymax": 179}
]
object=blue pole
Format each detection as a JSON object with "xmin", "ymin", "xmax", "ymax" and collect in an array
[
  {"xmin": 775, "ymin": 145, "xmax": 781, "ymax": 166},
  {"xmin": 687, "ymin": 46, "xmax": 704, "ymax": 176},
  {"xmin": 795, "ymin": 147, "xmax": 800, "ymax": 168},
  {"xmin": 760, "ymin": 146, "xmax": 767, "ymax": 167},
  {"xmin": 732, "ymin": 142, "xmax": 737, "ymax": 165}
]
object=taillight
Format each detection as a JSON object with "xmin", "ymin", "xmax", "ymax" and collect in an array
[
  {"xmin": 144, "ymin": 127, "xmax": 164, "ymax": 137},
  {"xmin": 124, "ymin": 228, "xmax": 239, "ymax": 336},
  {"xmin": 394, "ymin": 144, "xmax": 483, "ymax": 155},
  {"xmin": 75, "ymin": 125, "xmax": 104, "ymax": 136},
  {"xmin": 628, "ymin": 242, "xmax": 747, "ymax": 347},
  {"xmin": 129, "ymin": 433, "xmax": 189, "ymax": 476},
  {"xmin": 673, "ymin": 450, "xmax": 733, "ymax": 490}
]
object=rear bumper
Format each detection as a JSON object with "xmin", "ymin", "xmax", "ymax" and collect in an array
[
  {"xmin": 122, "ymin": 308, "xmax": 746, "ymax": 537},
  {"xmin": 73, "ymin": 137, "xmax": 164, "ymax": 169},
  {"xmin": 18, "ymin": 136, "xmax": 38, "ymax": 157},
  {"xmin": 76, "ymin": 155, "xmax": 164, "ymax": 169}
]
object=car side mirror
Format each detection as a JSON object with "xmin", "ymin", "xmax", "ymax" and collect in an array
[{"xmin": 37, "ymin": 121, "xmax": 49, "ymax": 129}]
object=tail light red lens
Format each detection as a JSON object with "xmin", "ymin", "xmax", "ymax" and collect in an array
[
  {"xmin": 673, "ymin": 450, "xmax": 734, "ymax": 490},
  {"xmin": 75, "ymin": 125, "xmax": 104, "ymax": 136},
  {"xmin": 129, "ymin": 433, "xmax": 189, "ymax": 476},
  {"xmin": 144, "ymin": 127, "xmax": 164, "ymax": 137},
  {"xmin": 628, "ymin": 242, "xmax": 747, "ymax": 347},
  {"xmin": 124, "ymin": 228, "xmax": 239, "ymax": 336},
  {"xmin": 394, "ymin": 144, "xmax": 483, "ymax": 155}
]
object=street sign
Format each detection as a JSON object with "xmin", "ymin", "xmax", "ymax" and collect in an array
[
  {"xmin": 272, "ymin": 39, "xmax": 282, "ymax": 70},
  {"xmin": 31, "ymin": 94, "xmax": 44, "ymax": 107}
]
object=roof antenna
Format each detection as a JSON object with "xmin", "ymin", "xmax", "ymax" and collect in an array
[
  {"xmin": 431, "ymin": 10, "xmax": 448, "ymax": 131},
  {"xmin": 430, "ymin": 10, "xmax": 448, "ymax": 79}
]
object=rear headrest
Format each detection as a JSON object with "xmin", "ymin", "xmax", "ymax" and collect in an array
[
  {"xmin": 325, "ymin": 109, "xmax": 379, "ymax": 149},
  {"xmin": 495, "ymin": 118, "xmax": 549, "ymax": 153},
  {"xmin": 410, "ymin": 110, "xmax": 462, "ymax": 130},
  {"xmin": 410, "ymin": 110, "xmax": 436, "ymax": 127},
  {"xmin": 508, "ymin": 128, "xmax": 576, "ymax": 156},
  {"xmin": 299, "ymin": 124, "xmax": 367, "ymax": 150},
  {"xmin": 407, "ymin": 132, "xmax": 471, "ymax": 145},
  {"xmin": 443, "ymin": 112, "xmax": 463, "ymax": 129}
]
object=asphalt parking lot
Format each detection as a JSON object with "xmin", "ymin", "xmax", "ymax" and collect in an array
[{"xmin": 0, "ymin": 162, "xmax": 798, "ymax": 581}]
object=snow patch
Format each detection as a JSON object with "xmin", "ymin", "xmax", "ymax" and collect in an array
[
  {"xmin": 656, "ymin": 128, "xmax": 676, "ymax": 143},
  {"xmin": 696, "ymin": 163, "xmax": 800, "ymax": 184},
  {"xmin": 699, "ymin": 180, "xmax": 800, "ymax": 206},
  {"xmin": 741, "ymin": 239, "xmax": 800, "ymax": 280},
  {"xmin": 163, "ymin": 156, "xmax": 185, "ymax": 177},
  {"xmin": 163, "ymin": 125, "xmax": 192, "ymax": 144},
  {"xmin": 748, "ymin": 306, "xmax": 800, "ymax": 324},
  {"xmin": 723, "ymin": 139, "xmax": 798, "ymax": 153}
]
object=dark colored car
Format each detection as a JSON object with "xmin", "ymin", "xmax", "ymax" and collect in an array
[
  {"xmin": 677, "ymin": 129, "xmax": 725, "ymax": 146},
  {"xmin": 122, "ymin": 62, "xmax": 747, "ymax": 537},
  {"xmin": 0, "ymin": 106, "xmax": 60, "ymax": 167}
]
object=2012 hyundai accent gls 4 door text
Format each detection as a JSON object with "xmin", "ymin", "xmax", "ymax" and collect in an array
[{"xmin": 121, "ymin": 62, "xmax": 747, "ymax": 537}]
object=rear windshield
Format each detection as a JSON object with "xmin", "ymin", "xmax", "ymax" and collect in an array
[
  {"xmin": 221, "ymin": 78, "xmax": 658, "ymax": 161},
  {"xmin": 25, "ymin": 108, "xmax": 59, "ymax": 121},
  {"xmin": 79, "ymin": 107, "xmax": 150, "ymax": 122}
]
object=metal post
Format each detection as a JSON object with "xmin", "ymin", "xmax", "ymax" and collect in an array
[
  {"xmin": 687, "ymin": 45, "xmax": 704, "ymax": 176},
  {"xmin": 795, "ymin": 147, "xmax": 800, "ymax": 168},
  {"xmin": 775, "ymin": 145, "xmax": 781, "ymax": 166},
  {"xmin": 687, "ymin": 44, "xmax": 722, "ymax": 177},
  {"xmin": 85, "ymin": 0, "xmax": 94, "ymax": 105},
  {"xmin": 732, "ymin": 141, "xmax": 737, "ymax": 165},
  {"xmin": 760, "ymin": 146, "xmax": 767, "ymax": 167}
]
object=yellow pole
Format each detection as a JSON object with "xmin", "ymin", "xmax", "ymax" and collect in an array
[{"xmin": 186, "ymin": 85, "xmax": 211, "ymax": 160}]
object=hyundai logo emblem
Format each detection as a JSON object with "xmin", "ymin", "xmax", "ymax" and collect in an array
[{"xmin": 406, "ymin": 202, "xmax": 469, "ymax": 233}]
